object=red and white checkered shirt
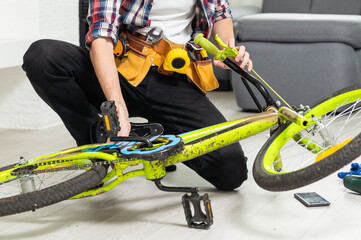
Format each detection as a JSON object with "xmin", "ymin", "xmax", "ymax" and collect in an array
[{"xmin": 85, "ymin": 0, "xmax": 232, "ymax": 48}]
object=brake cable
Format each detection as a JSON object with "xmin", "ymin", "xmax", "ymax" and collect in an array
[{"xmin": 204, "ymin": 34, "xmax": 294, "ymax": 110}]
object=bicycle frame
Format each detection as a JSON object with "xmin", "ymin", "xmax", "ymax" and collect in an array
[
  {"xmin": 0, "ymin": 102, "xmax": 310, "ymax": 201},
  {"xmin": 68, "ymin": 106, "xmax": 278, "ymax": 198},
  {"xmin": 0, "ymin": 107, "xmax": 286, "ymax": 203},
  {"xmin": 1, "ymin": 37, "xmax": 316, "ymax": 198},
  {"xmin": 0, "ymin": 33, "xmax": 323, "ymax": 229}
]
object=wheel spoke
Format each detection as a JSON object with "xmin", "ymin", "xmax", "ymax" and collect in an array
[
  {"xmin": 271, "ymin": 97, "xmax": 361, "ymax": 173},
  {"xmin": 0, "ymin": 163, "xmax": 107, "ymax": 217},
  {"xmin": 0, "ymin": 169, "xmax": 88, "ymax": 199}
]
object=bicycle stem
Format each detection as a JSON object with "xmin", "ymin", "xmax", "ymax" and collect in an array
[{"xmin": 278, "ymin": 107, "xmax": 315, "ymax": 129}]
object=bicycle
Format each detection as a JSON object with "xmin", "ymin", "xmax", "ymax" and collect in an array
[{"xmin": 0, "ymin": 34, "xmax": 360, "ymax": 229}]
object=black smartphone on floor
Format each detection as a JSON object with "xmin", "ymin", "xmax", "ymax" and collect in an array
[{"xmin": 294, "ymin": 192, "xmax": 330, "ymax": 207}]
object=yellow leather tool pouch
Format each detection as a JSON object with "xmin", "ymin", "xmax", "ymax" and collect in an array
[
  {"xmin": 186, "ymin": 59, "xmax": 219, "ymax": 92},
  {"xmin": 114, "ymin": 32, "xmax": 219, "ymax": 93},
  {"xmin": 115, "ymin": 47, "xmax": 154, "ymax": 87},
  {"xmin": 115, "ymin": 32, "xmax": 164, "ymax": 87}
]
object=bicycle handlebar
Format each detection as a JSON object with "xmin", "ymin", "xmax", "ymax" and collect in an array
[
  {"xmin": 194, "ymin": 34, "xmax": 224, "ymax": 60},
  {"xmin": 194, "ymin": 33, "xmax": 240, "ymax": 61},
  {"xmin": 194, "ymin": 33, "xmax": 278, "ymax": 111}
]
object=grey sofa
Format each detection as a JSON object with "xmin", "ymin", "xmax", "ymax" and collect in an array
[{"xmin": 232, "ymin": 0, "xmax": 361, "ymax": 111}]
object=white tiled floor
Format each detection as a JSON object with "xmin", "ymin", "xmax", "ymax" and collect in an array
[{"xmin": 0, "ymin": 91, "xmax": 360, "ymax": 240}]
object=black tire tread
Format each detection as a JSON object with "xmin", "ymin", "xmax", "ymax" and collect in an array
[
  {"xmin": 0, "ymin": 164, "xmax": 107, "ymax": 216},
  {"xmin": 253, "ymin": 84, "xmax": 361, "ymax": 191}
]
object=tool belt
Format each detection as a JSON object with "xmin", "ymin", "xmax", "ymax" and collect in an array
[{"xmin": 114, "ymin": 32, "xmax": 219, "ymax": 93}]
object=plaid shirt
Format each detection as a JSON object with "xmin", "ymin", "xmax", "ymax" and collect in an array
[{"xmin": 85, "ymin": 0, "xmax": 232, "ymax": 47}]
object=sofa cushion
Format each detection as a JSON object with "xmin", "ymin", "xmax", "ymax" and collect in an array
[
  {"xmin": 232, "ymin": 42, "xmax": 361, "ymax": 110},
  {"xmin": 311, "ymin": 0, "xmax": 361, "ymax": 14},
  {"xmin": 262, "ymin": 0, "xmax": 311, "ymax": 13},
  {"xmin": 231, "ymin": 5, "xmax": 261, "ymax": 38},
  {"xmin": 231, "ymin": 5, "xmax": 261, "ymax": 20},
  {"xmin": 237, "ymin": 13, "xmax": 361, "ymax": 49}
]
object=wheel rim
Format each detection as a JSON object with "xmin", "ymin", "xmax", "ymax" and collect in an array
[
  {"xmin": 263, "ymin": 89, "xmax": 361, "ymax": 174},
  {"xmin": 0, "ymin": 162, "xmax": 92, "ymax": 199}
]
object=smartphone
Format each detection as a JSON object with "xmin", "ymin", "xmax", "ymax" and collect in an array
[{"xmin": 294, "ymin": 192, "xmax": 330, "ymax": 207}]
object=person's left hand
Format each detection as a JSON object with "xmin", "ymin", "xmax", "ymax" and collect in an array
[{"xmin": 212, "ymin": 38, "xmax": 253, "ymax": 72}]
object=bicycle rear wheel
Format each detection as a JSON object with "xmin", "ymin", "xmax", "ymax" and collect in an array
[
  {"xmin": 0, "ymin": 160, "xmax": 107, "ymax": 216},
  {"xmin": 254, "ymin": 84, "xmax": 361, "ymax": 191}
]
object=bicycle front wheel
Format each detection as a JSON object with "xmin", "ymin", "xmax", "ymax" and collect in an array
[
  {"xmin": 0, "ymin": 160, "xmax": 107, "ymax": 216},
  {"xmin": 254, "ymin": 84, "xmax": 361, "ymax": 191}
]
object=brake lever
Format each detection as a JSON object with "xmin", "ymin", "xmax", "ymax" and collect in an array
[{"xmin": 213, "ymin": 34, "xmax": 239, "ymax": 60}]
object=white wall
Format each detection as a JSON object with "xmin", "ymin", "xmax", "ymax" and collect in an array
[
  {"xmin": 0, "ymin": 0, "xmax": 79, "ymax": 129},
  {"xmin": 0, "ymin": 0, "xmax": 261, "ymax": 130}
]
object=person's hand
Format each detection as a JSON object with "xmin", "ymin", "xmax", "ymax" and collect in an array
[
  {"xmin": 115, "ymin": 101, "xmax": 131, "ymax": 137},
  {"xmin": 105, "ymin": 102, "xmax": 130, "ymax": 144},
  {"xmin": 89, "ymin": 37, "xmax": 132, "ymax": 139},
  {"xmin": 212, "ymin": 38, "xmax": 253, "ymax": 72}
]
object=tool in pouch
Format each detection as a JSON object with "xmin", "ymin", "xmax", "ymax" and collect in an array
[
  {"xmin": 145, "ymin": 27, "xmax": 190, "ymax": 74},
  {"xmin": 113, "ymin": 34, "xmax": 130, "ymax": 60}
]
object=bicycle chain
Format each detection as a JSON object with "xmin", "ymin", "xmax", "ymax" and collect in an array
[{"xmin": 11, "ymin": 157, "xmax": 140, "ymax": 176}]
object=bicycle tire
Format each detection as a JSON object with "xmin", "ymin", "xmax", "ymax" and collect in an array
[
  {"xmin": 0, "ymin": 162, "xmax": 107, "ymax": 216},
  {"xmin": 254, "ymin": 84, "xmax": 361, "ymax": 191}
]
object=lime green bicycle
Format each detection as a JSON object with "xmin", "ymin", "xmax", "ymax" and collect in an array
[{"xmin": 0, "ymin": 34, "xmax": 360, "ymax": 229}]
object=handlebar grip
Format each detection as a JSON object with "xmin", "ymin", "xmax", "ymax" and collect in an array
[{"xmin": 194, "ymin": 34, "xmax": 222, "ymax": 60}]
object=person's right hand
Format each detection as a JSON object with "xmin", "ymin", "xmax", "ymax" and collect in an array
[
  {"xmin": 115, "ymin": 101, "xmax": 131, "ymax": 137},
  {"xmin": 89, "ymin": 37, "xmax": 131, "ymax": 138}
]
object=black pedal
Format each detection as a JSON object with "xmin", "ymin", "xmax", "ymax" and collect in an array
[
  {"xmin": 100, "ymin": 101, "xmax": 120, "ymax": 138},
  {"xmin": 90, "ymin": 101, "xmax": 165, "ymax": 145},
  {"xmin": 182, "ymin": 193, "xmax": 213, "ymax": 229},
  {"xmin": 90, "ymin": 101, "xmax": 120, "ymax": 143}
]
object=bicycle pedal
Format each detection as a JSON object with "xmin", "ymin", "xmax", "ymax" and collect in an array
[{"xmin": 182, "ymin": 193, "xmax": 213, "ymax": 229}]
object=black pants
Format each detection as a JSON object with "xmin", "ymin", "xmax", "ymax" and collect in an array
[{"xmin": 22, "ymin": 39, "xmax": 248, "ymax": 190}]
